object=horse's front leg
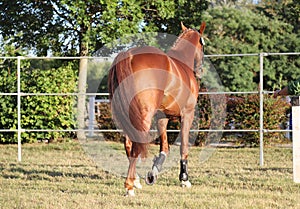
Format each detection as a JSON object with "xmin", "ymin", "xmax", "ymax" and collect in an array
[
  {"xmin": 179, "ymin": 110, "xmax": 194, "ymax": 188},
  {"xmin": 145, "ymin": 116, "xmax": 169, "ymax": 185}
]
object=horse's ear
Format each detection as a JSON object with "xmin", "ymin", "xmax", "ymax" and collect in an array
[
  {"xmin": 199, "ymin": 22, "xmax": 206, "ymax": 35},
  {"xmin": 181, "ymin": 22, "xmax": 187, "ymax": 31}
]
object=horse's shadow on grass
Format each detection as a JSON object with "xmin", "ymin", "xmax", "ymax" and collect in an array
[
  {"xmin": 243, "ymin": 167, "xmax": 293, "ymax": 174},
  {"xmin": 1, "ymin": 163, "xmax": 109, "ymax": 181}
]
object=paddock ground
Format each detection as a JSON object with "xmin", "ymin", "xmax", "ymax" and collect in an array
[{"xmin": 0, "ymin": 140, "xmax": 300, "ymax": 209}]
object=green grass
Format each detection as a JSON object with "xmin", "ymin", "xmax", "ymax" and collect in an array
[{"xmin": 1, "ymin": 140, "xmax": 300, "ymax": 209}]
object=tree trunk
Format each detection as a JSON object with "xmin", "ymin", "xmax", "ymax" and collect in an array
[{"xmin": 77, "ymin": 39, "xmax": 88, "ymax": 140}]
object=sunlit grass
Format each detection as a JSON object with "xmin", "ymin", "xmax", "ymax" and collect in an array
[{"xmin": 1, "ymin": 140, "xmax": 300, "ymax": 209}]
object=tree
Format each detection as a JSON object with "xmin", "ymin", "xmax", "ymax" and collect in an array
[
  {"xmin": 146, "ymin": 0, "xmax": 209, "ymax": 35},
  {"xmin": 201, "ymin": 7, "xmax": 300, "ymax": 92},
  {"xmin": 0, "ymin": 0, "xmax": 201, "ymax": 139},
  {"xmin": 256, "ymin": 0, "xmax": 300, "ymax": 33},
  {"xmin": 0, "ymin": 1, "xmax": 182, "ymax": 56}
]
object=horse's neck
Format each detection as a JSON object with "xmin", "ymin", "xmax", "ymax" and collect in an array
[
  {"xmin": 167, "ymin": 45, "xmax": 195, "ymax": 70},
  {"xmin": 167, "ymin": 33, "xmax": 198, "ymax": 70}
]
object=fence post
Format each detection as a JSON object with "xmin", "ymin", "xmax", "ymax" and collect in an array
[
  {"xmin": 17, "ymin": 56, "xmax": 22, "ymax": 162},
  {"xmin": 292, "ymin": 104, "xmax": 300, "ymax": 183},
  {"xmin": 290, "ymin": 97, "xmax": 300, "ymax": 140},
  {"xmin": 259, "ymin": 53, "xmax": 266, "ymax": 167},
  {"xmin": 88, "ymin": 96, "xmax": 95, "ymax": 137}
]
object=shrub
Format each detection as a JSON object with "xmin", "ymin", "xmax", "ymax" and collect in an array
[
  {"xmin": 227, "ymin": 94, "xmax": 290, "ymax": 145},
  {"xmin": 195, "ymin": 90, "xmax": 212, "ymax": 146},
  {"xmin": 96, "ymin": 102, "xmax": 123, "ymax": 142},
  {"xmin": 97, "ymin": 93, "xmax": 290, "ymax": 147},
  {"xmin": 0, "ymin": 59, "xmax": 77, "ymax": 143}
]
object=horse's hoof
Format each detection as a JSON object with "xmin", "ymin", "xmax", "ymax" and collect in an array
[
  {"xmin": 134, "ymin": 178, "xmax": 142, "ymax": 189},
  {"xmin": 145, "ymin": 171, "xmax": 157, "ymax": 185},
  {"xmin": 181, "ymin": 180, "xmax": 192, "ymax": 188},
  {"xmin": 125, "ymin": 189, "xmax": 135, "ymax": 197}
]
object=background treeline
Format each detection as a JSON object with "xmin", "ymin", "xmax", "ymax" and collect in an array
[{"xmin": 0, "ymin": 0, "xmax": 299, "ymax": 144}]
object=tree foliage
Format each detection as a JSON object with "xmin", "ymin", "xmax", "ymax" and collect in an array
[
  {"xmin": 0, "ymin": 1, "xmax": 56, "ymax": 55},
  {"xmin": 202, "ymin": 6, "xmax": 300, "ymax": 91},
  {"xmin": 150, "ymin": 0, "xmax": 209, "ymax": 35},
  {"xmin": 0, "ymin": 0, "xmax": 191, "ymax": 56},
  {"xmin": 0, "ymin": 1, "xmax": 299, "ymax": 88},
  {"xmin": 257, "ymin": 0, "xmax": 300, "ymax": 33}
]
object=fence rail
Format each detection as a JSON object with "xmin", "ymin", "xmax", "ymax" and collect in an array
[{"xmin": 1, "ymin": 52, "xmax": 299, "ymax": 165}]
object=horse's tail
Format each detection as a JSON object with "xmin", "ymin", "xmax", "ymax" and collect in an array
[{"xmin": 108, "ymin": 51, "xmax": 148, "ymax": 159}]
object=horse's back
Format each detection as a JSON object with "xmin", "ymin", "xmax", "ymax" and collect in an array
[
  {"xmin": 128, "ymin": 46, "xmax": 198, "ymax": 117},
  {"xmin": 129, "ymin": 46, "xmax": 169, "ymax": 72}
]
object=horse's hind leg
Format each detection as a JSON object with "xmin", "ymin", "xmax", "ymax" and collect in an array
[
  {"xmin": 124, "ymin": 135, "xmax": 132, "ymax": 158},
  {"xmin": 145, "ymin": 112, "xmax": 169, "ymax": 185},
  {"xmin": 124, "ymin": 141, "xmax": 144, "ymax": 197},
  {"xmin": 124, "ymin": 136, "xmax": 142, "ymax": 192},
  {"xmin": 125, "ymin": 156, "xmax": 138, "ymax": 196},
  {"xmin": 124, "ymin": 91, "xmax": 160, "ymax": 195}
]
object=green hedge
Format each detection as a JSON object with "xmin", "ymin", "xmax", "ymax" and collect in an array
[
  {"xmin": 0, "ymin": 59, "xmax": 77, "ymax": 143},
  {"xmin": 227, "ymin": 94, "xmax": 290, "ymax": 145},
  {"xmin": 96, "ymin": 93, "xmax": 290, "ymax": 146}
]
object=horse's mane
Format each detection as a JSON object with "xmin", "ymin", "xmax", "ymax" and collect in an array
[{"xmin": 171, "ymin": 28, "xmax": 198, "ymax": 50}]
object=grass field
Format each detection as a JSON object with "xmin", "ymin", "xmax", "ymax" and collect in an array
[{"xmin": 1, "ymin": 140, "xmax": 300, "ymax": 209}]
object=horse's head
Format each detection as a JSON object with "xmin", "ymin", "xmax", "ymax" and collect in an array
[{"xmin": 181, "ymin": 22, "xmax": 206, "ymax": 79}]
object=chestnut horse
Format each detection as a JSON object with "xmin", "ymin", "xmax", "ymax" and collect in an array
[{"xmin": 108, "ymin": 22, "xmax": 206, "ymax": 196}]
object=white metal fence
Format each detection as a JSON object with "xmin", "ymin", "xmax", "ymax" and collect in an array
[{"xmin": 1, "ymin": 52, "xmax": 300, "ymax": 166}]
